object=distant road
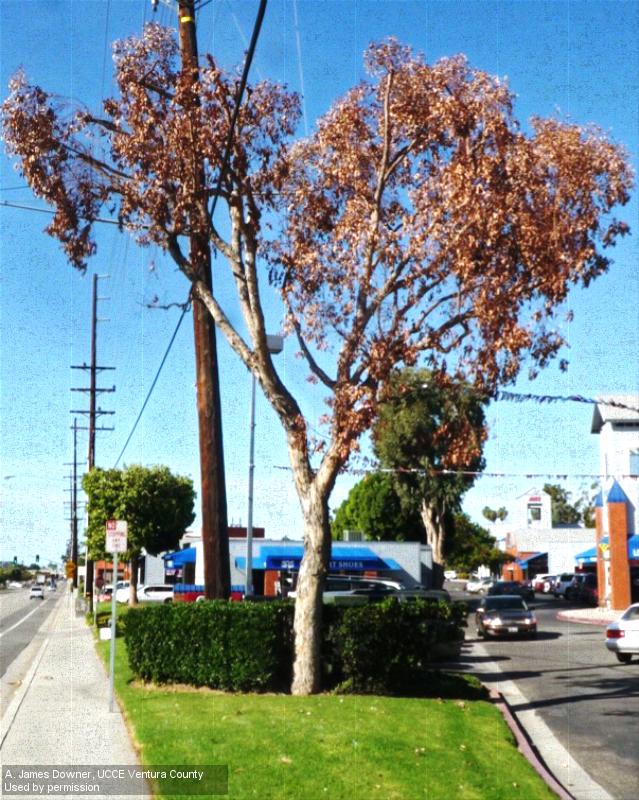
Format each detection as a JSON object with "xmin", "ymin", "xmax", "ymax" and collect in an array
[{"xmin": 0, "ymin": 587, "xmax": 60, "ymax": 677}]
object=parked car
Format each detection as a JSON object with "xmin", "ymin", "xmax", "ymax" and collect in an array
[
  {"xmin": 543, "ymin": 575, "xmax": 558, "ymax": 593},
  {"xmin": 288, "ymin": 575, "xmax": 405, "ymax": 600},
  {"xmin": 487, "ymin": 580, "xmax": 535, "ymax": 601},
  {"xmin": 466, "ymin": 576, "xmax": 493, "ymax": 593},
  {"xmin": 475, "ymin": 595, "xmax": 537, "ymax": 639},
  {"xmin": 137, "ymin": 584, "xmax": 174, "ymax": 604},
  {"xmin": 443, "ymin": 570, "xmax": 457, "ymax": 580},
  {"xmin": 605, "ymin": 603, "xmax": 639, "ymax": 663},
  {"xmin": 552, "ymin": 573, "xmax": 575, "ymax": 598},
  {"xmin": 532, "ymin": 574, "xmax": 553, "ymax": 593},
  {"xmin": 390, "ymin": 588, "xmax": 452, "ymax": 603},
  {"xmin": 576, "ymin": 573, "xmax": 598, "ymax": 605},
  {"xmin": 29, "ymin": 585, "xmax": 45, "ymax": 600},
  {"xmin": 564, "ymin": 573, "xmax": 586, "ymax": 601}
]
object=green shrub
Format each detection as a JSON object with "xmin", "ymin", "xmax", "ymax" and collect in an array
[
  {"xmin": 125, "ymin": 601, "xmax": 294, "ymax": 692},
  {"xmin": 333, "ymin": 599, "xmax": 466, "ymax": 694}
]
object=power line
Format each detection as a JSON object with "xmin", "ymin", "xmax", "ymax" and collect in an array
[
  {"xmin": 209, "ymin": 0, "xmax": 268, "ymax": 221},
  {"xmin": 113, "ymin": 300, "xmax": 191, "ymax": 467},
  {"xmin": 0, "ymin": 200, "xmax": 125, "ymax": 227},
  {"xmin": 100, "ymin": 0, "xmax": 112, "ymax": 98},
  {"xmin": 292, "ymin": 0, "xmax": 308, "ymax": 137}
]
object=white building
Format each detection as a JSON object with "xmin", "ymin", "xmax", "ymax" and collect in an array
[
  {"xmin": 498, "ymin": 487, "xmax": 593, "ymax": 577},
  {"xmin": 591, "ymin": 395, "xmax": 639, "ymax": 536}
]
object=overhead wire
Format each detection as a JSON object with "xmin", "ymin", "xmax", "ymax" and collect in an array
[
  {"xmin": 113, "ymin": 299, "xmax": 191, "ymax": 467},
  {"xmin": 209, "ymin": 0, "xmax": 268, "ymax": 221},
  {"xmin": 292, "ymin": 0, "xmax": 308, "ymax": 136}
]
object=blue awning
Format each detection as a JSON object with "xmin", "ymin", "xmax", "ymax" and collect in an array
[
  {"xmin": 576, "ymin": 535, "xmax": 639, "ymax": 564},
  {"xmin": 516, "ymin": 552, "xmax": 546, "ymax": 568},
  {"xmin": 163, "ymin": 547, "xmax": 196, "ymax": 567},
  {"xmin": 234, "ymin": 545, "xmax": 401, "ymax": 572},
  {"xmin": 234, "ymin": 555, "xmax": 267, "ymax": 570}
]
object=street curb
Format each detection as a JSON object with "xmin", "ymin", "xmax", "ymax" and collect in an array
[
  {"xmin": 0, "ymin": 595, "xmax": 65, "ymax": 749},
  {"xmin": 488, "ymin": 688, "xmax": 575, "ymax": 800},
  {"xmin": 470, "ymin": 641, "xmax": 614, "ymax": 800},
  {"xmin": 556, "ymin": 612, "xmax": 612, "ymax": 627}
]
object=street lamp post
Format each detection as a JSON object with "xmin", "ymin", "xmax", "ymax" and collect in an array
[{"xmin": 245, "ymin": 335, "xmax": 283, "ymax": 597}]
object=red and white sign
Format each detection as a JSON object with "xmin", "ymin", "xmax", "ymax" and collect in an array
[{"xmin": 105, "ymin": 520, "xmax": 128, "ymax": 553}]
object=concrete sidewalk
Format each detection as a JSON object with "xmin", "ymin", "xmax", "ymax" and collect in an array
[
  {"xmin": 1, "ymin": 592, "xmax": 144, "ymax": 799},
  {"xmin": 556, "ymin": 606, "xmax": 619, "ymax": 626}
]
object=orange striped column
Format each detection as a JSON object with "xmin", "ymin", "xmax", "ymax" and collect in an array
[
  {"xmin": 594, "ymin": 494, "xmax": 606, "ymax": 608},
  {"xmin": 607, "ymin": 481, "xmax": 631, "ymax": 611}
]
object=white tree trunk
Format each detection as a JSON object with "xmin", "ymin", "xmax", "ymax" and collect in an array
[
  {"xmin": 291, "ymin": 487, "xmax": 332, "ymax": 695},
  {"xmin": 420, "ymin": 500, "xmax": 446, "ymax": 588}
]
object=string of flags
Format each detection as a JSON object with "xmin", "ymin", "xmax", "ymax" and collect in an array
[
  {"xmin": 495, "ymin": 390, "xmax": 639, "ymax": 415},
  {"xmin": 273, "ymin": 464, "xmax": 638, "ymax": 480}
]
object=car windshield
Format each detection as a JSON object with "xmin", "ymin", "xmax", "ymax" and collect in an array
[
  {"xmin": 621, "ymin": 605, "xmax": 639, "ymax": 621},
  {"xmin": 483, "ymin": 597, "xmax": 527, "ymax": 611}
]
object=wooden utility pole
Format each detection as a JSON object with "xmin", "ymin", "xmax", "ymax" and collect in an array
[
  {"xmin": 177, "ymin": 0, "xmax": 230, "ymax": 598},
  {"xmin": 71, "ymin": 274, "xmax": 115, "ymax": 607},
  {"xmin": 71, "ymin": 418, "xmax": 79, "ymax": 589}
]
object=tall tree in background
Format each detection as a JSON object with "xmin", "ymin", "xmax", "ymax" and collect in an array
[
  {"xmin": 446, "ymin": 513, "xmax": 507, "ymax": 575},
  {"xmin": 543, "ymin": 482, "xmax": 595, "ymax": 526},
  {"xmin": 374, "ymin": 369, "xmax": 488, "ymax": 586},
  {"xmin": 331, "ymin": 472, "xmax": 422, "ymax": 542},
  {"xmin": 3, "ymin": 31, "xmax": 632, "ymax": 693},
  {"xmin": 83, "ymin": 465, "xmax": 195, "ymax": 605}
]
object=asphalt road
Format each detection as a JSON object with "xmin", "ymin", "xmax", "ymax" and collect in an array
[
  {"xmin": 450, "ymin": 586, "xmax": 639, "ymax": 800},
  {"xmin": 0, "ymin": 586, "xmax": 59, "ymax": 678}
]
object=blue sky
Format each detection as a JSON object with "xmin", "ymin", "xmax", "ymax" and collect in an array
[{"xmin": 1, "ymin": 0, "xmax": 637, "ymax": 566}]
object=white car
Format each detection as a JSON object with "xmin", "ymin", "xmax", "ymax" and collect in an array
[
  {"xmin": 605, "ymin": 603, "xmax": 639, "ymax": 663},
  {"xmin": 466, "ymin": 576, "xmax": 493, "ymax": 593},
  {"xmin": 444, "ymin": 570, "xmax": 457, "ymax": 580},
  {"xmin": 29, "ymin": 585, "xmax": 45, "ymax": 600},
  {"xmin": 552, "ymin": 573, "xmax": 575, "ymax": 598},
  {"xmin": 138, "ymin": 584, "xmax": 174, "ymax": 604}
]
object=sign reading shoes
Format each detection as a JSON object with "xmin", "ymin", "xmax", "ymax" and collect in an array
[{"xmin": 105, "ymin": 520, "xmax": 128, "ymax": 553}]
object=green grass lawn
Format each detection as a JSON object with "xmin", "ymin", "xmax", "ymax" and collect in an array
[{"xmin": 98, "ymin": 640, "xmax": 557, "ymax": 800}]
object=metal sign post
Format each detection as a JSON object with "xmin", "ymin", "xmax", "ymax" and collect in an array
[{"xmin": 105, "ymin": 520, "xmax": 127, "ymax": 712}]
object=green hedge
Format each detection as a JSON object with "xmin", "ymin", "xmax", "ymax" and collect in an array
[
  {"xmin": 124, "ymin": 598, "xmax": 466, "ymax": 694},
  {"xmin": 125, "ymin": 601, "xmax": 294, "ymax": 692}
]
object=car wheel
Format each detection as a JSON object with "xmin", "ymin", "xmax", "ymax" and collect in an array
[
  {"xmin": 528, "ymin": 631, "xmax": 538, "ymax": 639},
  {"xmin": 616, "ymin": 653, "xmax": 632, "ymax": 664},
  {"xmin": 163, "ymin": 598, "xmax": 172, "ymax": 604}
]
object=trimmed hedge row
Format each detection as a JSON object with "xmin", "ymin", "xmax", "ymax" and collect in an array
[
  {"xmin": 126, "ymin": 601, "xmax": 293, "ymax": 691},
  {"xmin": 124, "ymin": 598, "xmax": 466, "ymax": 694}
]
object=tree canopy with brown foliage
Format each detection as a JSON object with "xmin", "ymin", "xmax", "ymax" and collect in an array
[{"xmin": 2, "ymin": 27, "xmax": 632, "ymax": 693}]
